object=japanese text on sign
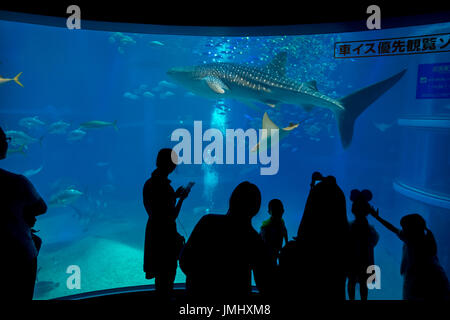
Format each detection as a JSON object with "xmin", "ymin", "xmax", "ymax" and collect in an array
[{"xmin": 335, "ymin": 33, "xmax": 450, "ymax": 58}]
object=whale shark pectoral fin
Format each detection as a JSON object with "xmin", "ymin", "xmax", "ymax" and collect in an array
[{"xmin": 203, "ymin": 76, "xmax": 228, "ymax": 94}]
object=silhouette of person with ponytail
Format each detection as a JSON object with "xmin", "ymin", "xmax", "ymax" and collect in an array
[{"xmin": 370, "ymin": 209, "xmax": 449, "ymax": 300}]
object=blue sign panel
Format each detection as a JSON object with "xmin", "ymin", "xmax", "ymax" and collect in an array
[{"xmin": 416, "ymin": 62, "xmax": 450, "ymax": 99}]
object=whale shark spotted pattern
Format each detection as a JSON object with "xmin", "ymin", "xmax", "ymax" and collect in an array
[{"xmin": 167, "ymin": 52, "xmax": 406, "ymax": 148}]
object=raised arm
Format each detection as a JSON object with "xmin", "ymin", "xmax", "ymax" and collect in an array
[{"xmin": 369, "ymin": 206, "xmax": 401, "ymax": 236}]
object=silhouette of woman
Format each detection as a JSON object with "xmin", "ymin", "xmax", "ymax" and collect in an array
[
  {"xmin": 143, "ymin": 148, "xmax": 191, "ymax": 300},
  {"xmin": 280, "ymin": 172, "xmax": 349, "ymax": 300}
]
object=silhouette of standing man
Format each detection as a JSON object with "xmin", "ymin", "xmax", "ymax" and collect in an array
[
  {"xmin": 143, "ymin": 148, "xmax": 191, "ymax": 300},
  {"xmin": 0, "ymin": 127, "xmax": 47, "ymax": 300}
]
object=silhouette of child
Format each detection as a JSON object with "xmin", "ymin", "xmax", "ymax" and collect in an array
[
  {"xmin": 260, "ymin": 199, "xmax": 288, "ymax": 266},
  {"xmin": 347, "ymin": 189, "xmax": 379, "ymax": 300},
  {"xmin": 370, "ymin": 209, "xmax": 450, "ymax": 300}
]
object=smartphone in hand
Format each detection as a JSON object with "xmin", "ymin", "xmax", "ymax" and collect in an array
[{"xmin": 185, "ymin": 182, "xmax": 195, "ymax": 193}]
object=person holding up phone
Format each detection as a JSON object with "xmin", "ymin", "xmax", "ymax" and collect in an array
[{"xmin": 143, "ymin": 148, "xmax": 193, "ymax": 301}]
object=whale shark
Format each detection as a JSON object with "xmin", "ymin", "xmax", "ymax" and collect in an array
[{"xmin": 167, "ymin": 52, "xmax": 406, "ymax": 148}]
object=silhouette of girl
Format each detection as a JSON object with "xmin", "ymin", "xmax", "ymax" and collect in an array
[
  {"xmin": 347, "ymin": 189, "xmax": 379, "ymax": 300},
  {"xmin": 370, "ymin": 210, "xmax": 449, "ymax": 300}
]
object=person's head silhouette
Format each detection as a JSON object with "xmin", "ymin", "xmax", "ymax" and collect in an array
[
  {"xmin": 400, "ymin": 213, "xmax": 438, "ymax": 257},
  {"xmin": 268, "ymin": 199, "xmax": 284, "ymax": 220},
  {"xmin": 400, "ymin": 213, "xmax": 427, "ymax": 240},
  {"xmin": 0, "ymin": 127, "xmax": 8, "ymax": 160},
  {"xmin": 228, "ymin": 181, "xmax": 261, "ymax": 222},
  {"xmin": 156, "ymin": 148, "xmax": 178, "ymax": 176},
  {"xmin": 350, "ymin": 189, "xmax": 373, "ymax": 218}
]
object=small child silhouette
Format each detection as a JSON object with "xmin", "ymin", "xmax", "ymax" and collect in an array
[
  {"xmin": 347, "ymin": 189, "xmax": 379, "ymax": 300},
  {"xmin": 370, "ymin": 209, "xmax": 450, "ymax": 300},
  {"xmin": 260, "ymin": 199, "xmax": 288, "ymax": 266}
]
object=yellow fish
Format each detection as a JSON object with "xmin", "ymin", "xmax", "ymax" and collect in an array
[{"xmin": 0, "ymin": 72, "xmax": 24, "ymax": 87}]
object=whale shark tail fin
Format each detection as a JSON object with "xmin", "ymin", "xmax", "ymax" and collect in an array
[{"xmin": 336, "ymin": 69, "xmax": 406, "ymax": 148}]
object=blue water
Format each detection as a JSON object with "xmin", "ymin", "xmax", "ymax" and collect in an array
[{"xmin": 1, "ymin": 19, "xmax": 449, "ymax": 300}]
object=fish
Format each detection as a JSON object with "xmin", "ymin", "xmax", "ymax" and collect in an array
[
  {"xmin": 160, "ymin": 91, "xmax": 175, "ymax": 99},
  {"xmin": 167, "ymin": 52, "xmax": 407, "ymax": 148},
  {"xmin": 6, "ymin": 145, "xmax": 26, "ymax": 156},
  {"xmin": 80, "ymin": 120, "xmax": 118, "ymax": 131},
  {"xmin": 149, "ymin": 40, "xmax": 164, "ymax": 46},
  {"xmin": 19, "ymin": 116, "xmax": 46, "ymax": 129},
  {"xmin": 67, "ymin": 128, "xmax": 86, "ymax": 141},
  {"xmin": 143, "ymin": 91, "xmax": 155, "ymax": 98},
  {"xmin": 184, "ymin": 92, "xmax": 196, "ymax": 98},
  {"xmin": 48, "ymin": 120, "xmax": 70, "ymax": 134},
  {"xmin": 158, "ymin": 80, "xmax": 177, "ymax": 89},
  {"xmin": 304, "ymin": 123, "xmax": 321, "ymax": 136},
  {"xmin": 5, "ymin": 130, "xmax": 42, "ymax": 148},
  {"xmin": 99, "ymin": 184, "xmax": 115, "ymax": 195},
  {"xmin": 251, "ymin": 112, "xmax": 299, "ymax": 152},
  {"xmin": 49, "ymin": 187, "xmax": 83, "ymax": 207},
  {"xmin": 123, "ymin": 91, "xmax": 139, "ymax": 100},
  {"xmin": 0, "ymin": 72, "xmax": 23, "ymax": 87},
  {"xmin": 23, "ymin": 165, "xmax": 43, "ymax": 178},
  {"xmin": 373, "ymin": 121, "xmax": 395, "ymax": 132}
]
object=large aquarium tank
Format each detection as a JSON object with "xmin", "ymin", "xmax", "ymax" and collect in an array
[{"xmin": 0, "ymin": 12, "xmax": 449, "ymax": 300}]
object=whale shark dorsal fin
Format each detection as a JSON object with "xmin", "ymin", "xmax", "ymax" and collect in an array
[
  {"xmin": 305, "ymin": 80, "xmax": 318, "ymax": 91},
  {"xmin": 203, "ymin": 75, "xmax": 229, "ymax": 94},
  {"xmin": 265, "ymin": 51, "xmax": 287, "ymax": 77}
]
